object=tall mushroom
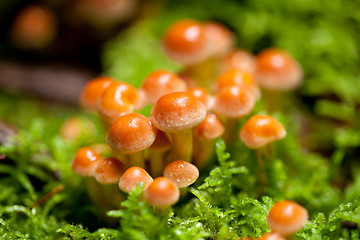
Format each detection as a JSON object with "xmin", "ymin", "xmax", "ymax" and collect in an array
[{"xmin": 150, "ymin": 92, "xmax": 207, "ymax": 162}]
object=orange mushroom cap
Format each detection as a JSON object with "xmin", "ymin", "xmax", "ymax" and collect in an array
[
  {"xmin": 239, "ymin": 114, "xmax": 287, "ymax": 149},
  {"xmin": 222, "ymin": 49, "xmax": 256, "ymax": 74},
  {"xmin": 213, "ymin": 85, "xmax": 256, "ymax": 118},
  {"xmin": 267, "ymin": 200, "xmax": 309, "ymax": 236},
  {"xmin": 187, "ymin": 87, "xmax": 214, "ymax": 110},
  {"xmin": 94, "ymin": 157, "xmax": 126, "ymax": 184},
  {"xmin": 204, "ymin": 21, "xmax": 234, "ymax": 57},
  {"xmin": 118, "ymin": 167, "xmax": 153, "ymax": 193},
  {"xmin": 60, "ymin": 117, "xmax": 96, "ymax": 141},
  {"xmin": 216, "ymin": 69, "xmax": 260, "ymax": 100},
  {"xmin": 72, "ymin": 147, "xmax": 101, "ymax": 176},
  {"xmin": 11, "ymin": 5, "xmax": 56, "ymax": 49},
  {"xmin": 150, "ymin": 92, "xmax": 207, "ymax": 133},
  {"xmin": 194, "ymin": 113, "xmax": 225, "ymax": 140},
  {"xmin": 80, "ymin": 76, "xmax": 115, "ymax": 110},
  {"xmin": 141, "ymin": 70, "xmax": 187, "ymax": 105},
  {"xmin": 144, "ymin": 177, "xmax": 180, "ymax": 208},
  {"xmin": 98, "ymin": 82, "xmax": 142, "ymax": 122},
  {"xmin": 107, "ymin": 112, "xmax": 156, "ymax": 154},
  {"xmin": 163, "ymin": 160, "xmax": 199, "ymax": 188},
  {"xmin": 255, "ymin": 48, "xmax": 303, "ymax": 91},
  {"xmin": 257, "ymin": 232, "xmax": 286, "ymax": 240},
  {"xmin": 163, "ymin": 19, "xmax": 209, "ymax": 64}
]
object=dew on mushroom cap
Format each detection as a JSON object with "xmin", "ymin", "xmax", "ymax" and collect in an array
[
  {"xmin": 163, "ymin": 19, "xmax": 209, "ymax": 65},
  {"xmin": 163, "ymin": 160, "xmax": 199, "ymax": 188},
  {"xmin": 255, "ymin": 48, "xmax": 303, "ymax": 91},
  {"xmin": 267, "ymin": 200, "xmax": 309, "ymax": 237},
  {"xmin": 144, "ymin": 177, "xmax": 180, "ymax": 208},
  {"xmin": 118, "ymin": 167, "xmax": 153, "ymax": 193},
  {"xmin": 72, "ymin": 147, "xmax": 102, "ymax": 176},
  {"xmin": 95, "ymin": 157, "xmax": 126, "ymax": 184},
  {"xmin": 239, "ymin": 114, "xmax": 287, "ymax": 149}
]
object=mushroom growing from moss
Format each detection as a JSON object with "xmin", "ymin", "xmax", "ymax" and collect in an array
[{"xmin": 144, "ymin": 177, "xmax": 180, "ymax": 209}]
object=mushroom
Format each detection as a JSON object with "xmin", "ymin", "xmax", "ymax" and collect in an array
[
  {"xmin": 163, "ymin": 19, "xmax": 209, "ymax": 65},
  {"xmin": 187, "ymin": 87, "xmax": 214, "ymax": 111},
  {"xmin": 163, "ymin": 160, "xmax": 199, "ymax": 188},
  {"xmin": 118, "ymin": 167, "xmax": 153, "ymax": 193},
  {"xmin": 222, "ymin": 48, "xmax": 256, "ymax": 74},
  {"xmin": 144, "ymin": 177, "xmax": 180, "ymax": 209},
  {"xmin": 11, "ymin": 5, "xmax": 57, "ymax": 50},
  {"xmin": 267, "ymin": 200, "xmax": 309, "ymax": 238},
  {"xmin": 213, "ymin": 85, "xmax": 256, "ymax": 142},
  {"xmin": 150, "ymin": 92, "xmax": 207, "ymax": 162},
  {"xmin": 203, "ymin": 21, "xmax": 234, "ymax": 57},
  {"xmin": 94, "ymin": 157, "xmax": 126, "ymax": 184},
  {"xmin": 72, "ymin": 147, "xmax": 101, "ymax": 177},
  {"xmin": 141, "ymin": 70, "xmax": 187, "ymax": 105},
  {"xmin": 97, "ymin": 81, "xmax": 144, "ymax": 123},
  {"xmin": 239, "ymin": 114, "xmax": 286, "ymax": 189},
  {"xmin": 80, "ymin": 76, "xmax": 115, "ymax": 111},
  {"xmin": 215, "ymin": 69, "xmax": 260, "ymax": 100},
  {"xmin": 60, "ymin": 117, "xmax": 96, "ymax": 141},
  {"xmin": 257, "ymin": 232, "xmax": 286, "ymax": 240},
  {"xmin": 193, "ymin": 113, "xmax": 225, "ymax": 169},
  {"xmin": 149, "ymin": 130, "xmax": 171, "ymax": 177},
  {"xmin": 107, "ymin": 112, "xmax": 156, "ymax": 168}
]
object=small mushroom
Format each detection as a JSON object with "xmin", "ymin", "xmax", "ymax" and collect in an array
[
  {"xmin": 163, "ymin": 19, "xmax": 210, "ymax": 65},
  {"xmin": 107, "ymin": 112, "xmax": 156, "ymax": 168},
  {"xmin": 163, "ymin": 160, "xmax": 199, "ymax": 188},
  {"xmin": 80, "ymin": 76, "xmax": 115, "ymax": 111},
  {"xmin": 203, "ymin": 21, "xmax": 234, "ymax": 57},
  {"xmin": 144, "ymin": 177, "xmax": 180, "ymax": 209},
  {"xmin": 118, "ymin": 167, "xmax": 153, "ymax": 193},
  {"xmin": 150, "ymin": 92, "xmax": 207, "ymax": 162},
  {"xmin": 94, "ymin": 157, "xmax": 126, "ymax": 184},
  {"xmin": 72, "ymin": 147, "xmax": 101, "ymax": 176},
  {"xmin": 141, "ymin": 70, "xmax": 187, "ymax": 105},
  {"xmin": 257, "ymin": 232, "xmax": 286, "ymax": 240},
  {"xmin": 222, "ymin": 48, "xmax": 256, "ymax": 74},
  {"xmin": 267, "ymin": 200, "xmax": 309, "ymax": 238},
  {"xmin": 187, "ymin": 87, "xmax": 214, "ymax": 111}
]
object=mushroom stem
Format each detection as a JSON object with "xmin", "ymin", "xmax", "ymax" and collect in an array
[
  {"xmin": 170, "ymin": 129, "xmax": 193, "ymax": 162},
  {"xmin": 185, "ymin": 56, "xmax": 219, "ymax": 91},
  {"xmin": 223, "ymin": 118, "xmax": 239, "ymax": 143},
  {"xmin": 149, "ymin": 150, "xmax": 166, "ymax": 177},
  {"xmin": 128, "ymin": 151, "xmax": 145, "ymax": 168},
  {"xmin": 102, "ymin": 184, "xmax": 124, "ymax": 208},
  {"xmin": 193, "ymin": 139, "xmax": 215, "ymax": 169},
  {"xmin": 84, "ymin": 177, "xmax": 109, "ymax": 208},
  {"xmin": 262, "ymin": 89, "xmax": 283, "ymax": 113}
]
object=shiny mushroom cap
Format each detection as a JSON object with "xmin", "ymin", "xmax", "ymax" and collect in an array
[
  {"xmin": 267, "ymin": 200, "xmax": 309, "ymax": 237},
  {"xmin": 95, "ymin": 157, "xmax": 126, "ymax": 184},
  {"xmin": 194, "ymin": 113, "xmax": 225, "ymax": 140},
  {"xmin": 80, "ymin": 76, "xmax": 115, "ymax": 110},
  {"xmin": 163, "ymin": 160, "xmax": 199, "ymax": 188},
  {"xmin": 150, "ymin": 92, "xmax": 207, "ymax": 133},
  {"xmin": 255, "ymin": 48, "xmax": 303, "ymax": 91},
  {"xmin": 144, "ymin": 177, "xmax": 180, "ymax": 208},
  {"xmin": 98, "ymin": 82, "xmax": 143, "ymax": 122},
  {"xmin": 239, "ymin": 114, "xmax": 287, "ymax": 149},
  {"xmin": 72, "ymin": 147, "xmax": 101, "ymax": 176},
  {"xmin": 118, "ymin": 167, "xmax": 153, "ymax": 193},
  {"xmin": 213, "ymin": 85, "xmax": 256, "ymax": 118},
  {"xmin": 187, "ymin": 87, "xmax": 214, "ymax": 111},
  {"xmin": 107, "ymin": 113, "xmax": 156, "ymax": 154},
  {"xmin": 141, "ymin": 70, "xmax": 187, "ymax": 105},
  {"xmin": 163, "ymin": 19, "xmax": 209, "ymax": 65}
]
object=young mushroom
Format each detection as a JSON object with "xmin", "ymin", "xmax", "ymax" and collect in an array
[
  {"xmin": 222, "ymin": 48, "xmax": 256, "ymax": 74},
  {"xmin": 80, "ymin": 76, "xmax": 115, "ymax": 111},
  {"xmin": 118, "ymin": 167, "xmax": 153, "ymax": 193},
  {"xmin": 203, "ymin": 21, "xmax": 234, "ymax": 57},
  {"xmin": 107, "ymin": 112, "xmax": 156, "ymax": 168},
  {"xmin": 150, "ymin": 92, "xmax": 207, "ymax": 162},
  {"xmin": 193, "ymin": 113, "xmax": 225, "ymax": 169},
  {"xmin": 94, "ymin": 157, "xmax": 126, "ymax": 184},
  {"xmin": 140, "ymin": 70, "xmax": 187, "ymax": 105},
  {"xmin": 267, "ymin": 200, "xmax": 309, "ymax": 238},
  {"xmin": 187, "ymin": 87, "xmax": 214, "ymax": 111},
  {"xmin": 144, "ymin": 177, "xmax": 180, "ymax": 210},
  {"xmin": 163, "ymin": 160, "xmax": 199, "ymax": 188},
  {"xmin": 257, "ymin": 232, "xmax": 286, "ymax": 240}
]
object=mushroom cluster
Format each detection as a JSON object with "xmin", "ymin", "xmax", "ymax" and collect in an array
[{"xmin": 70, "ymin": 18, "xmax": 301, "ymax": 210}]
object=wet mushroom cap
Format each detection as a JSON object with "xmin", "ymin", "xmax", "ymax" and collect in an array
[
  {"xmin": 267, "ymin": 200, "xmax": 309, "ymax": 236},
  {"xmin": 118, "ymin": 167, "xmax": 153, "ymax": 193},
  {"xmin": 98, "ymin": 82, "xmax": 142, "ymax": 122},
  {"xmin": 187, "ymin": 87, "xmax": 214, "ymax": 110},
  {"xmin": 163, "ymin": 19, "xmax": 209, "ymax": 64},
  {"xmin": 80, "ymin": 76, "xmax": 115, "ymax": 110},
  {"xmin": 72, "ymin": 147, "xmax": 101, "ymax": 176},
  {"xmin": 95, "ymin": 157, "xmax": 126, "ymax": 184},
  {"xmin": 239, "ymin": 114, "xmax": 287, "ymax": 149},
  {"xmin": 150, "ymin": 92, "xmax": 207, "ymax": 132},
  {"xmin": 141, "ymin": 70, "xmax": 187, "ymax": 105},
  {"xmin": 213, "ymin": 85, "xmax": 256, "ymax": 118},
  {"xmin": 163, "ymin": 160, "xmax": 199, "ymax": 188},
  {"xmin": 107, "ymin": 113, "xmax": 156, "ymax": 154},
  {"xmin": 255, "ymin": 48, "xmax": 303, "ymax": 91},
  {"xmin": 144, "ymin": 177, "xmax": 180, "ymax": 208},
  {"xmin": 194, "ymin": 113, "xmax": 225, "ymax": 140}
]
